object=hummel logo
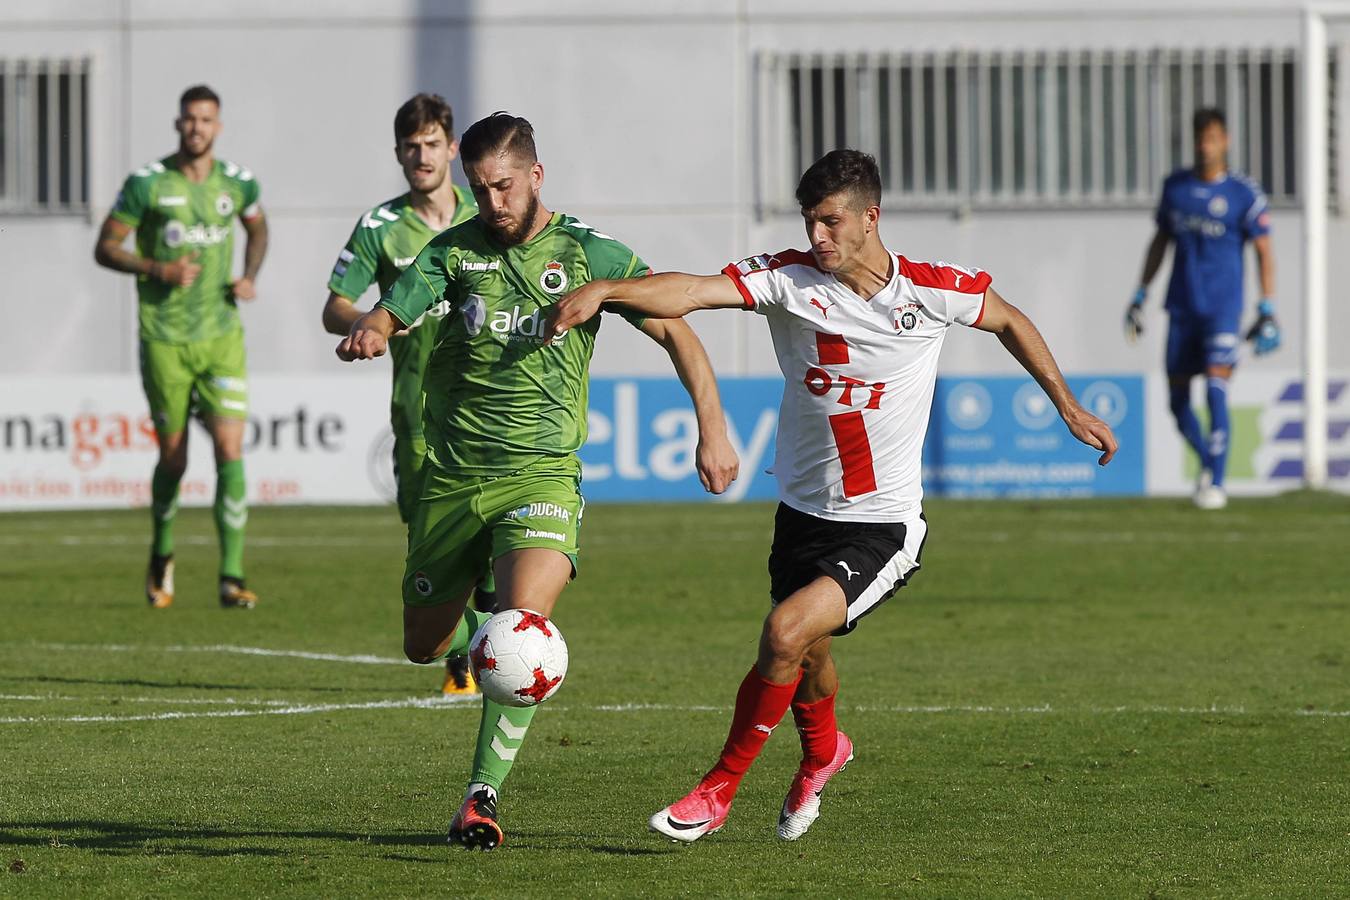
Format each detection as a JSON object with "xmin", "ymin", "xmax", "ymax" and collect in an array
[
  {"xmin": 835, "ymin": 560, "xmax": 859, "ymax": 581},
  {"xmin": 808, "ymin": 297, "xmax": 834, "ymax": 318}
]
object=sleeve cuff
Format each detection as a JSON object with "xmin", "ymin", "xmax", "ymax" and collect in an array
[{"xmin": 720, "ymin": 264, "xmax": 756, "ymax": 310}]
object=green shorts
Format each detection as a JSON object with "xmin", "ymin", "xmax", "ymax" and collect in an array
[
  {"xmin": 139, "ymin": 330, "xmax": 248, "ymax": 434},
  {"xmin": 403, "ymin": 457, "xmax": 584, "ymax": 607}
]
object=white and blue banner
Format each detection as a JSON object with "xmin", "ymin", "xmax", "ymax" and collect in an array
[
  {"xmin": 579, "ymin": 375, "xmax": 1146, "ymax": 502},
  {"xmin": 923, "ymin": 375, "xmax": 1146, "ymax": 497}
]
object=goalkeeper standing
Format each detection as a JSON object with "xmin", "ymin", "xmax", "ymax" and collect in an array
[{"xmin": 1127, "ymin": 107, "xmax": 1278, "ymax": 510}]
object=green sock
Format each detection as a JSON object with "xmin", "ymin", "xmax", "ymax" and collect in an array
[
  {"xmin": 470, "ymin": 700, "xmax": 538, "ymax": 792},
  {"xmin": 150, "ymin": 464, "xmax": 181, "ymax": 556},
  {"xmin": 445, "ymin": 607, "xmax": 492, "ymax": 658},
  {"xmin": 214, "ymin": 459, "xmax": 247, "ymax": 579}
]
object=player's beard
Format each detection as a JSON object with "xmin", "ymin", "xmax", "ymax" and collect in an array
[
  {"xmin": 486, "ymin": 191, "xmax": 540, "ymax": 247},
  {"xmin": 179, "ymin": 133, "xmax": 213, "ymax": 162}
]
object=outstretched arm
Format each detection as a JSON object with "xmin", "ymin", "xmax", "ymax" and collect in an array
[
  {"xmin": 639, "ymin": 317, "xmax": 740, "ymax": 494},
  {"xmin": 548, "ymin": 272, "xmax": 743, "ymax": 337},
  {"xmin": 976, "ymin": 287, "xmax": 1118, "ymax": 465}
]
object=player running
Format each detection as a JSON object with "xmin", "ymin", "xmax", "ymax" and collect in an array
[
  {"xmin": 1127, "ymin": 107, "xmax": 1278, "ymax": 510},
  {"xmin": 548, "ymin": 149, "xmax": 1117, "ymax": 843},
  {"xmin": 336, "ymin": 112, "xmax": 740, "ymax": 850},
  {"xmin": 322, "ymin": 93, "xmax": 493, "ymax": 695},
  {"xmin": 94, "ymin": 84, "xmax": 268, "ymax": 610}
]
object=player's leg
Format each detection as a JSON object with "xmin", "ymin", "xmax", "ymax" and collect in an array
[
  {"xmin": 1196, "ymin": 319, "xmax": 1240, "ymax": 509},
  {"xmin": 1165, "ymin": 316, "xmax": 1210, "ymax": 475},
  {"xmin": 195, "ymin": 332, "xmax": 254, "ymax": 607},
  {"xmin": 401, "ymin": 467, "xmax": 498, "ymax": 665},
  {"xmin": 650, "ymin": 580, "xmax": 840, "ymax": 843},
  {"xmin": 451, "ymin": 464, "xmax": 583, "ymax": 851},
  {"xmin": 139, "ymin": 340, "xmax": 194, "ymax": 609},
  {"xmin": 778, "ymin": 635, "xmax": 855, "ymax": 841}
]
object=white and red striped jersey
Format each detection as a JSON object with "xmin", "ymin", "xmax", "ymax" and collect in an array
[{"xmin": 722, "ymin": 248, "xmax": 990, "ymax": 522}]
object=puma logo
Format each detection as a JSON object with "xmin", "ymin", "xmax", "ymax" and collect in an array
[
  {"xmin": 753, "ymin": 723, "xmax": 777, "ymax": 735},
  {"xmin": 953, "ymin": 272, "xmax": 964, "ymax": 289},
  {"xmin": 835, "ymin": 560, "xmax": 859, "ymax": 581},
  {"xmin": 809, "ymin": 297, "xmax": 834, "ymax": 318}
]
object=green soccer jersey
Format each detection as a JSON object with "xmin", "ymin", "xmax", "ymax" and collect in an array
[
  {"xmin": 378, "ymin": 212, "xmax": 649, "ymax": 477},
  {"xmin": 110, "ymin": 156, "xmax": 261, "ymax": 344},
  {"xmin": 327, "ymin": 186, "xmax": 478, "ymax": 445}
]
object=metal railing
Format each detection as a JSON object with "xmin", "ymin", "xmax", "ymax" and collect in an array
[
  {"xmin": 0, "ymin": 57, "xmax": 91, "ymax": 215},
  {"xmin": 755, "ymin": 47, "xmax": 1330, "ymax": 214}
]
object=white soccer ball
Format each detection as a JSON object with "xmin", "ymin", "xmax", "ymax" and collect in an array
[{"xmin": 469, "ymin": 609, "xmax": 569, "ymax": 707}]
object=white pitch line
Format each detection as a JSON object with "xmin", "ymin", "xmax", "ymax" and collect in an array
[
  {"xmin": 0, "ymin": 694, "xmax": 477, "ymax": 724},
  {"xmin": 28, "ymin": 642, "xmax": 411, "ymax": 666},
  {"xmin": 0, "ymin": 693, "xmax": 323, "ymax": 706}
]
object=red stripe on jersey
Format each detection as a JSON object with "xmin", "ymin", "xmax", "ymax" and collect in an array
[
  {"xmin": 815, "ymin": 332, "xmax": 850, "ymax": 365},
  {"xmin": 972, "ymin": 295, "xmax": 987, "ymax": 327},
  {"xmin": 897, "ymin": 256, "xmax": 992, "ymax": 294},
  {"xmin": 766, "ymin": 248, "xmax": 821, "ymax": 272},
  {"xmin": 720, "ymin": 264, "xmax": 757, "ymax": 309},
  {"xmin": 828, "ymin": 410, "xmax": 878, "ymax": 497}
]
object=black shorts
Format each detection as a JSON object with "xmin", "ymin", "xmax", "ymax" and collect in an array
[{"xmin": 767, "ymin": 503, "xmax": 928, "ymax": 635}]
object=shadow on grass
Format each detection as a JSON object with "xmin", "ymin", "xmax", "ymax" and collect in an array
[
  {"xmin": 5, "ymin": 675, "xmax": 352, "ymax": 693},
  {"xmin": 0, "ymin": 820, "xmax": 444, "ymax": 858}
]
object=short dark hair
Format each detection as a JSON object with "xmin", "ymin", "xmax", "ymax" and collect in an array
[
  {"xmin": 795, "ymin": 149, "xmax": 882, "ymax": 211},
  {"xmin": 460, "ymin": 112, "xmax": 537, "ymax": 166},
  {"xmin": 179, "ymin": 84, "xmax": 220, "ymax": 110},
  {"xmin": 394, "ymin": 93, "xmax": 455, "ymax": 144},
  {"xmin": 1193, "ymin": 107, "xmax": 1227, "ymax": 135}
]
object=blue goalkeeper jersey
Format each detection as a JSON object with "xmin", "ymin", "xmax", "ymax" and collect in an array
[{"xmin": 1155, "ymin": 168, "xmax": 1270, "ymax": 319}]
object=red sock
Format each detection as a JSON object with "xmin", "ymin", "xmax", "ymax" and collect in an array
[
  {"xmin": 791, "ymin": 691, "xmax": 839, "ymax": 770},
  {"xmin": 705, "ymin": 666, "xmax": 801, "ymax": 798}
]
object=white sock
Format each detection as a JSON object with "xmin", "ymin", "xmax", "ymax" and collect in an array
[{"xmin": 466, "ymin": 781, "xmax": 497, "ymax": 803}]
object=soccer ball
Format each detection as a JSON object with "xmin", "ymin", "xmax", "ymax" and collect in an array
[{"xmin": 469, "ymin": 609, "xmax": 569, "ymax": 707}]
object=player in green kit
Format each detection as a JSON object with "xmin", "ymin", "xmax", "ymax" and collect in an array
[
  {"xmin": 322, "ymin": 93, "xmax": 493, "ymax": 695},
  {"xmin": 94, "ymin": 84, "xmax": 269, "ymax": 610},
  {"xmin": 337, "ymin": 112, "xmax": 741, "ymax": 850}
]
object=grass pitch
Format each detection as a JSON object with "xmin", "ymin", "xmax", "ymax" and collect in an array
[{"xmin": 1, "ymin": 493, "xmax": 1348, "ymax": 898}]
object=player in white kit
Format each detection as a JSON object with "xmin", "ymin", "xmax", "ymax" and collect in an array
[{"xmin": 548, "ymin": 150, "xmax": 1118, "ymax": 843}]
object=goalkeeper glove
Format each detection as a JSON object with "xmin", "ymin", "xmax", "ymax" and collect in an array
[
  {"xmin": 1246, "ymin": 299, "xmax": 1280, "ymax": 355},
  {"xmin": 1124, "ymin": 287, "xmax": 1146, "ymax": 343}
]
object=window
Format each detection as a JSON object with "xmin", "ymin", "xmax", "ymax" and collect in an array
[
  {"xmin": 0, "ymin": 57, "xmax": 91, "ymax": 215},
  {"xmin": 755, "ymin": 48, "xmax": 1329, "ymax": 213}
]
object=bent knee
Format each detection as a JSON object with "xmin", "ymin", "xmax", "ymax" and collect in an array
[
  {"xmin": 761, "ymin": 617, "xmax": 810, "ymax": 667},
  {"xmin": 403, "ymin": 639, "xmax": 443, "ymax": 665}
]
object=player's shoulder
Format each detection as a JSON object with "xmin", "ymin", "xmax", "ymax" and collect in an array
[
  {"xmin": 216, "ymin": 158, "xmax": 258, "ymax": 187},
  {"xmin": 554, "ymin": 213, "xmax": 626, "ymax": 250},
  {"xmin": 731, "ymin": 248, "xmax": 820, "ymax": 278},
  {"xmin": 897, "ymin": 255, "xmax": 990, "ymax": 293},
  {"xmin": 1162, "ymin": 167, "xmax": 1193, "ymax": 189},
  {"xmin": 1228, "ymin": 170, "xmax": 1267, "ymax": 200},
  {"xmin": 358, "ymin": 193, "xmax": 413, "ymax": 230},
  {"xmin": 125, "ymin": 156, "xmax": 171, "ymax": 183}
]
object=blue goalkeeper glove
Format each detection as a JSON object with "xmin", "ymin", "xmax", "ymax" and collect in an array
[
  {"xmin": 1124, "ymin": 287, "xmax": 1146, "ymax": 343},
  {"xmin": 1246, "ymin": 299, "xmax": 1280, "ymax": 355}
]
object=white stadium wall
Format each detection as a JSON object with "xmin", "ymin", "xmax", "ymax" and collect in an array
[{"xmin": 1, "ymin": 0, "xmax": 1346, "ymax": 507}]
